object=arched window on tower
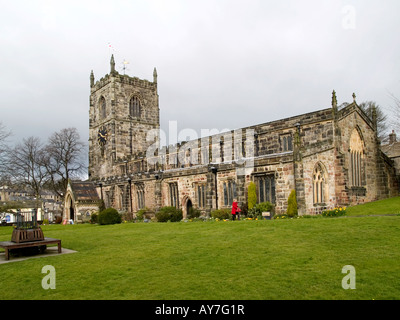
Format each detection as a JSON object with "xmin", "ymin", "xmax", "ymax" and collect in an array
[
  {"xmin": 100, "ymin": 96, "xmax": 106, "ymax": 119},
  {"xmin": 129, "ymin": 96, "xmax": 141, "ymax": 118},
  {"xmin": 349, "ymin": 129, "xmax": 364, "ymax": 187},
  {"xmin": 313, "ymin": 163, "xmax": 326, "ymax": 205}
]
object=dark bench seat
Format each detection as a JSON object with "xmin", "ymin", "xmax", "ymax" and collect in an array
[{"xmin": 0, "ymin": 238, "xmax": 61, "ymax": 261}]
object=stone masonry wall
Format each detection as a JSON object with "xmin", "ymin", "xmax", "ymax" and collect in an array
[
  {"xmin": 89, "ymin": 70, "xmax": 159, "ymax": 181},
  {"xmin": 336, "ymin": 105, "xmax": 383, "ymax": 205}
]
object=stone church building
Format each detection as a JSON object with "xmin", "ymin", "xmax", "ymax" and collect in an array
[{"xmin": 64, "ymin": 56, "xmax": 399, "ymax": 221}]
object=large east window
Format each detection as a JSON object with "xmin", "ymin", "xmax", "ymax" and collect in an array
[{"xmin": 349, "ymin": 129, "xmax": 364, "ymax": 187}]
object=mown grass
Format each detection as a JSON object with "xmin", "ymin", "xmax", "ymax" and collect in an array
[
  {"xmin": 1, "ymin": 204, "xmax": 400, "ymax": 300},
  {"xmin": 346, "ymin": 196, "xmax": 400, "ymax": 216}
]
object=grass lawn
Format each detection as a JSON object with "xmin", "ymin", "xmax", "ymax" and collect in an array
[
  {"xmin": 346, "ymin": 196, "xmax": 400, "ymax": 216},
  {"xmin": 1, "ymin": 198, "xmax": 400, "ymax": 300}
]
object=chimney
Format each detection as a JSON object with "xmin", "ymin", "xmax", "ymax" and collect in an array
[{"xmin": 389, "ymin": 130, "xmax": 397, "ymax": 144}]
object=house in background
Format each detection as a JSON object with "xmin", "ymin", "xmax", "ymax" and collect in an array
[
  {"xmin": 382, "ymin": 130, "xmax": 400, "ymax": 177},
  {"xmin": 1, "ymin": 186, "xmax": 62, "ymax": 224}
]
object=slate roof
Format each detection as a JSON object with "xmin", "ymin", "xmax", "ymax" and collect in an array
[
  {"xmin": 382, "ymin": 142, "xmax": 400, "ymax": 159},
  {"xmin": 70, "ymin": 181, "xmax": 99, "ymax": 202}
]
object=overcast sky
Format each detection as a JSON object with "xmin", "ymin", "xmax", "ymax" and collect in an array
[{"xmin": 1, "ymin": 0, "xmax": 399, "ymax": 147}]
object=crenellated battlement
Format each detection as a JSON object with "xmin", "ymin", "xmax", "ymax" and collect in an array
[{"xmin": 90, "ymin": 55, "xmax": 157, "ymax": 93}]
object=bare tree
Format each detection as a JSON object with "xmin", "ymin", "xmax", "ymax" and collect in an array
[
  {"xmin": 338, "ymin": 101, "xmax": 388, "ymax": 141},
  {"xmin": 0, "ymin": 122, "xmax": 11, "ymax": 144},
  {"xmin": 358, "ymin": 101, "xmax": 388, "ymax": 141},
  {"xmin": 388, "ymin": 92, "xmax": 400, "ymax": 134},
  {"xmin": 8, "ymin": 136, "xmax": 49, "ymax": 210},
  {"xmin": 43, "ymin": 127, "xmax": 86, "ymax": 197},
  {"xmin": 0, "ymin": 122, "xmax": 12, "ymax": 178}
]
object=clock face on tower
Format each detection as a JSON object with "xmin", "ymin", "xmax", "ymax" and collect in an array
[{"xmin": 97, "ymin": 126, "xmax": 108, "ymax": 146}]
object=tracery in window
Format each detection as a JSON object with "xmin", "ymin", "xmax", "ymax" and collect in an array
[
  {"xmin": 136, "ymin": 184, "xmax": 145, "ymax": 210},
  {"xmin": 349, "ymin": 129, "xmax": 364, "ymax": 187}
]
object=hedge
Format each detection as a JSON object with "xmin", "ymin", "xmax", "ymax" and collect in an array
[{"xmin": 98, "ymin": 208, "xmax": 122, "ymax": 225}]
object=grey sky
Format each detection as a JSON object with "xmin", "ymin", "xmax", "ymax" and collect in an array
[{"xmin": 1, "ymin": 0, "xmax": 399, "ymax": 147}]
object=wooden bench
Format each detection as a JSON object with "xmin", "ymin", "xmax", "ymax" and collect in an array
[{"xmin": 0, "ymin": 238, "xmax": 61, "ymax": 261}]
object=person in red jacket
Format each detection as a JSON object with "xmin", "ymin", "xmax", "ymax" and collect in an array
[{"xmin": 231, "ymin": 199, "xmax": 241, "ymax": 220}]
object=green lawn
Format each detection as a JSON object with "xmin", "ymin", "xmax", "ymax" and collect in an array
[
  {"xmin": 1, "ymin": 198, "xmax": 400, "ymax": 300},
  {"xmin": 346, "ymin": 196, "xmax": 400, "ymax": 216}
]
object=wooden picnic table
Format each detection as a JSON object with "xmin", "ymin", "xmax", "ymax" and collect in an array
[{"xmin": 0, "ymin": 238, "xmax": 61, "ymax": 261}]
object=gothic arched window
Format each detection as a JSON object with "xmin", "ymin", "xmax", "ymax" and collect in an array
[
  {"xmin": 349, "ymin": 129, "xmax": 364, "ymax": 187},
  {"xmin": 281, "ymin": 134, "xmax": 293, "ymax": 152},
  {"xmin": 100, "ymin": 96, "xmax": 106, "ymax": 119},
  {"xmin": 136, "ymin": 184, "xmax": 145, "ymax": 210},
  {"xmin": 313, "ymin": 163, "xmax": 326, "ymax": 204},
  {"xmin": 129, "ymin": 96, "xmax": 141, "ymax": 118},
  {"xmin": 169, "ymin": 183, "xmax": 179, "ymax": 208}
]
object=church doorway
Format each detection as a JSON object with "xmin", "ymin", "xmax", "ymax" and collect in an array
[
  {"xmin": 64, "ymin": 193, "xmax": 75, "ymax": 222},
  {"xmin": 186, "ymin": 199, "xmax": 193, "ymax": 218},
  {"xmin": 69, "ymin": 199, "xmax": 74, "ymax": 221},
  {"xmin": 182, "ymin": 197, "xmax": 193, "ymax": 219}
]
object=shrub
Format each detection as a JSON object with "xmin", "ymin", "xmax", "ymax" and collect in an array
[
  {"xmin": 322, "ymin": 207, "xmax": 347, "ymax": 217},
  {"xmin": 170, "ymin": 208, "xmax": 183, "ymax": 222},
  {"xmin": 247, "ymin": 202, "xmax": 274, "ymax": 219},
  {"xmin": 120, "ymin": 211, "xmax": 134, "ymax": 222},
  {"xmin": 90, "ymin": 213, "xmax": 98, "ymax": 224},
  {"xmin": 156, "ymin": 206, "xmax": 183, "ymax": 222},
  {"xmin": 136, "ymin": 208, "xmax": 148, "ymax": 221},
  {"xmin": 257, "ymin": 201, "xmax": 273, "ymax": 213},
  {"xmin": 287, "ymin": 190, "xmax": 298, "ymax": 217},
  {"xmin": 211, "ymin": 208, "xmax": 231, "ymax": 220},
  {"xmin": 42, "ymin": 219, "xmax": 49, "ymax": 225},
  {"xmin": 187, "ymin": 207, "xmax": 201, "ymax": 219},
  {"xmin": 248, "ymin": 182, "xmax": 257, "ymax": 210},
  {"xmin": 155, "ymin": 210, "xmax": 170, "ymax": 222},
  {"xmin": 98, "ymin": 208, "xmax": 122, "ymax": 225}
]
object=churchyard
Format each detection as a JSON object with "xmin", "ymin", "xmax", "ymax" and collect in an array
[{"xmin": 0, "ymin": 196, "xmax": 399, "ymax": 300}]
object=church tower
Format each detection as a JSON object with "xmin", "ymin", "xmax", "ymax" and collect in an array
[{"xmin": 88, "ymin": 55, "xmax": 160, "ymax": 180}]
